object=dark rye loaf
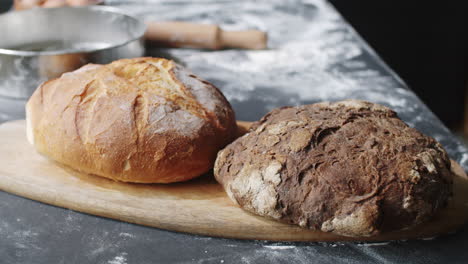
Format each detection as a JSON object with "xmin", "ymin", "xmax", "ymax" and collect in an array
[{"xmin": 214, "ymin": 100, "xmax": 453, "ymax": 237}]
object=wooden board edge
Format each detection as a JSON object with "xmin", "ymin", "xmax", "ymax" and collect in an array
[{"xmin": 0, "ymin": 119, "xmax": 467, "ymax": 242}]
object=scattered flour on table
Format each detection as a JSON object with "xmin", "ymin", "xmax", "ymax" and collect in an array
[
  {"xmin": 119, "ymin": 232, "xmax": 135, "ymax": 238},
  {"xmin": 87, "ymin": 231, "xmax": 119, "ymax": 257},
  {"xmin": 0, "ymin": 220, "xmax": 42, "ymax": 253},
  {"xmin": 357, "ymin": 242, "xmax": 391, "ymax": 247},
  {"xmin": 420, "ymin": 237, "xmax": 437, "ymax": 241},
  {"xmin": 60, "ymin": 210, "xmax": 83, "ymax": 233},
  {"xmin": 108, "ymin": 252, "xmax": 128, "ymax": 264},
  {"xmin": 263, "ymin": 245, "xmax": 297, "ymax": 250},
  {"xmin": 457, "ymin": 149, "xmax": 468, "ymax": 166}
]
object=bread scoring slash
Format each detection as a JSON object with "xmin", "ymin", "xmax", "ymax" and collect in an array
[
  {"xmin": 214, "ymin": 100, "xmax": 453, "ymax": 237},
  {"xmin": 26, "ymin": 57, "xmax": 237, "ymax": 183}
]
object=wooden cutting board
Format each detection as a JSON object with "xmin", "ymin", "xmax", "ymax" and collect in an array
[{"xmin": 0, "ymin": 120, "xmax": 467, "ymax": 242}]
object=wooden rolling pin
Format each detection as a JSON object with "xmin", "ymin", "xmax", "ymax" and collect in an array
[
  {"xmin": 14, "ymin": 1, "xmax": 268, "ymax": 50},
  {"xmin": 145, "ymin": 21, "xmax": 268, "ymax": 50}
]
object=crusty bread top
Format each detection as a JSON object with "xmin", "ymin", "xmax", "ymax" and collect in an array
[
  {"xmin": 215, "ymin": 100, "xmax": 453, "ymax": 237},
  {"xmin": 26, "ymin": 57, "xmax": 237, "ymax": 183}
]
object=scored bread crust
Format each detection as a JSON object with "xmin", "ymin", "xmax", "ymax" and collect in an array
[
  {"xmin": 26, "ymin": 57, "xmax": 237, "ymax": 183},
  {"xmin": 214, "ymin": 100, "xmax": 453, "ymax": 237}
]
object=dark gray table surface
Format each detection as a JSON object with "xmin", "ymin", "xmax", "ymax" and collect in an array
[{"xmin": 1, "ymin": 0, "xmax": 467, "ymax": 263}]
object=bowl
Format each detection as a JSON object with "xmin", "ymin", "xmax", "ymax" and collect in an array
[{"xmin": 0, "ymin": 6, "xmax": 146, "ymax": 99}]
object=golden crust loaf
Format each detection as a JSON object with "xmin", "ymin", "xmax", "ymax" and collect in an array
[{"xmin": 26, "ymin": 57, "xmax": 237, "ymax": 183}]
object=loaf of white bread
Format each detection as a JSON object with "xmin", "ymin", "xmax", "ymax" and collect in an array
[{"xmin": 26, "ymin": 57, "xmax": 237, "ymax": 183}]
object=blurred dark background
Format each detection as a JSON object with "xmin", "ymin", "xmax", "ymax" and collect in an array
[
  {"xmin": 0, "ymin": 0, "xmax": 9, "ymax": 12},
  {"xmin": 1, "ymin": 0, "xmax": 467, "ymax": 132},
  {"xmin": 329, "ymin": 1, "xmax": 468, "ymax": 132}
]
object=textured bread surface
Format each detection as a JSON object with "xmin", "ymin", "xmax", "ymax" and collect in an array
[
  {"xmin": 214, "ymin": 100, "xmax": 453, "ymax": 237},
  {"xmin": 26, "ymin": 57, "xmax": 237, "ymax": 183}
]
